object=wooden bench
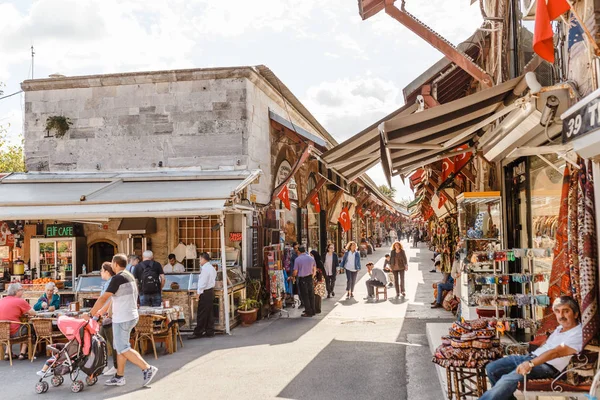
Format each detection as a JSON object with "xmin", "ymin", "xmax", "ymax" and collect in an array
[{"xmin": 374, "ymin": 285, "xmax": 387, "ymax": 301}]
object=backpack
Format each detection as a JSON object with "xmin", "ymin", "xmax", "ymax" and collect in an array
[
  {"xmin": 80, "ymin": 334, "xmax": 107, "ymax": 377},
  {"xmin": 140, "ymin": 261, "xmax": 161, "ymax": 294}
]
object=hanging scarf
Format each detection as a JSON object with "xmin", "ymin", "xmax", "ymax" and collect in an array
[{"xmin": 568, "ymin": 169, "xmax": 581, "ymax": 305}]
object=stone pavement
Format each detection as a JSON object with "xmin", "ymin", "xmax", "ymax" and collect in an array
[{"xmin": 1, "ymin": 239, "xmax": 458, "ymax": 400}]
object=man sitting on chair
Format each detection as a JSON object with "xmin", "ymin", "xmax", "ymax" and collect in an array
[
  {"xmin": 480, "ymin": 296, "xmax": 583, "ymax": 400},
  {"xmin": 364, "ymin": 262, "xmax": 387, "ymax": 301}
]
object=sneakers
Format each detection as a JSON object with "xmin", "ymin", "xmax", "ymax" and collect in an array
[
  {"xmin": 142, "ymin": 366, "xmax": 158, "ymax": 387},
  {"xmin": 36, "ymin": 370, "xmax": 46, "ymax": 377},
  {"xmin": 105, "ymin": 376, "xmax": 126, "ymax": 386},
  {"xmin": 103, "ymin": 366, "xmax": 117, "ymax": 376}
]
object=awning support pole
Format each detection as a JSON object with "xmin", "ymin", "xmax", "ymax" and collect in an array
[
  {"xmin": 241, "ymin": 213, "xmax": 248, "ymax": 273},
  {"xmin": 220, "ymin": 213, "xmax": 230, "ymax": 335}
]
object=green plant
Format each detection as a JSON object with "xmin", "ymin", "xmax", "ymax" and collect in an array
[
  {"xmin": 45, "ymin": 116, "xmax": 73, "ymax": 138},
  {"xmin": 237, "ymin": 298, "xmax": 260, "ymax": 311},
  {"xmin": 246, "ymin": 279, "xmax": 262, "ymax": 301}
]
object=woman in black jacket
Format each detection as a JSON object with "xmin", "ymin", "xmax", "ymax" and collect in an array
[
  {"xmin": 389, "ymin": 241, "xmax": 408, "ymax": 298},
  {"xmin": 321, "ymin": 243, "xmax": 339, "ymax": 298}
]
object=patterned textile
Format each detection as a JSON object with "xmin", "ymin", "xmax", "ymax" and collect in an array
[
  {"xmin": 539, "ymin": 166, "xmax": 571, "ymax": 335},
  {"xmin": 269, "ymin": 270, "xmax": 286, "ymax": 300},
  {"xmin": 578, "ymin": 159, "xmax": 599, "ymax": 346},
  {"xmin": 568, "ymin": 169, "xmax": 581, "ymax": 305},
  {"xmin": 314, "ymin": 277, "xmax": 326, "ymax": 298}
]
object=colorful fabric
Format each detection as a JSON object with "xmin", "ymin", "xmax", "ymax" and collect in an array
[
  {"xmin": 568, "ymin": 169, "xmax": 581, "ymax": 305},
  {"xmin": 578, "ymin": 159, "xmax": 599, "ymax": 346}
]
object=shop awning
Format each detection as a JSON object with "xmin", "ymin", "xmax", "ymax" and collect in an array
[
  {"xmin": 117, "ymin": 218, "xmax": 157, "ymax": 235},
  {"xmin": 323, "ymin": 76, "xmax": 525, "ymax": 184},
  {"xmin": 0, "ymin": 170, "xmax": 261, "ymax": 220}
]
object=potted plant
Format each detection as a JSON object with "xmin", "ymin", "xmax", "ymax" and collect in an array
[{"xmin": 237, "ymin": 299, "xmax": 260, "ymax": 326}]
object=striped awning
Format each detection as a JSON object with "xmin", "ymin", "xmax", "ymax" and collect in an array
[{"xmin": 322, "ymin": 76, "xmax": 525, "ymax": 185}]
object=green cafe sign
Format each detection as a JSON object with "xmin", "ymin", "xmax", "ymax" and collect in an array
[{"xmin": 46, "ymin": 224, "xmax": 74, "ymax": 238}]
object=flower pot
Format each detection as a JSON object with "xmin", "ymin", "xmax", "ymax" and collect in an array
[{"xmin": 238, "ymin": 308, "xmax": 258, "ymax": 326}]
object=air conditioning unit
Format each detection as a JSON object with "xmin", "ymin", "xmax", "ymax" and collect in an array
[{"xmin": 522, "ymin": 0, "xmax": 537, "ymax": 20}]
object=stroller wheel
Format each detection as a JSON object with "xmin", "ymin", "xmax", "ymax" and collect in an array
[
  {"xmin": 86, "ymin": 376, "xmax": 98, "ymax": 386},
  {"xmin": 50, "ymin": 375, "xmax": 64, "ymax": 387},
  {"xmin": 70, "ymin": 380, "xmax": 84, "ymax": 393},
  {"xmin": 35, "ymin": 381, "xmax": 49, "ymax": 394}
]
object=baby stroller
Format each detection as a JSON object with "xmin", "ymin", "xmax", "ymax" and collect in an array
[{"xmin": 35, "ymin": 316, "xmax": 107, "ymax": 394}]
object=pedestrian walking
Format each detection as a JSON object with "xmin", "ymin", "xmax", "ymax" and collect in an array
[
  {"xmin": 293, "ymin": 246, "xmax": 316, "ymax": 317},
  {"xmin": 98, "ymin": 262, "xmax": 117, "ymax": 377},
  {"xmin": 383, "ymin": 253, "xmax": 394, "ymax": 288},
  {"xmin": 87, "ymin": 254, "xmax": 158, "ymax": 387},
  {"xmin": 340, "ymin": 241, "xmax": 361, "ymax": 299},
  {"xmin": 389, "ymin": 241, "xmax": 408, "ymax": 298},
  {"xmin": 321, "ymin": 243, "xmax": 339, "ymax": 298},
  {"xmin": 189, "ymin": 252, "xmax": 217, "ymax": 339}
]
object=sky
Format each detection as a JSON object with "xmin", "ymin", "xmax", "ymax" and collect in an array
[{"xmin": 0, "ymin": 0, "xmax": 484, "ymax": 201}]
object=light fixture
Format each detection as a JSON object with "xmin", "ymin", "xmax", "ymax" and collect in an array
[
  {"xmin": 540, "ymin": 95, "xmax": 560, "ymax": 127},
  {"xmin": 211, "ymin": 223, "xmax": 223, "ymax": 232},
  {"xmin": 415, "ymin": 95, "xmax": 425, "ymax": 112},
  {"xmin": 525, "ymin": 72, "xmax": 542, "ymax": 95}
]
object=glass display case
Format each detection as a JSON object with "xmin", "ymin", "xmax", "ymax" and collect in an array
[
  {"xmin": 215, "ymin": 266, "xmax": 245, "ymax": 288},
  {"xmin": 75, "ymin": 274, "xmax": 105, "ymax": 293},
  {"xmin": 163, "ymin": 273, "xmax": 194, "ymax": 291}
]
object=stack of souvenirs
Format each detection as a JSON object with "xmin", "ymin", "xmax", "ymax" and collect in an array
[{"xmin": 432, "ymin": 319, "xmax": 503, "ymax": 368}]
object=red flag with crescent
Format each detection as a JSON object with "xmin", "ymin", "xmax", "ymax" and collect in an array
[
  {"xmin": 438, "ymin": 192, "xmax": 448, "ymax": 209},
  {"xmin": 454, "ymin": 145, "xmax": 472, "ymax": 173},
  {"xmin": 441, "ymin": 157, "xmax": 455, "ymax": 182},
  {"xmin": 310, "ymin": 192, "xmax": 321, "ymax": 213},
  {"xmin": 357, "ymin": 208, "xmax": 364, "ymax": 219},
  {"xmin": 277, "ymin": 185, "xmax": 291, "ymax": 210},
  {"xmin": 379, "ymin": 215, "xmax": 386, "ymax": 223},
  {"xmin": 338, "ymin": 207, "xmax": 351, "ymax": 232},
  {"xmin": 370, "ymin": 210, "xmax": 377, "ymax": 218},
  {"xmin": 533, "ymin": 0, "xmax": 570, "ymax": 63}
]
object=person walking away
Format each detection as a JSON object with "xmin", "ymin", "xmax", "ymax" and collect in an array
[
  {"xmin": 133, "ymin": 250, "xmax": 165, "ymax": 307},
  {"xmin": 87, "ymin": 254, "xmax": 158, "ymax": 387},
  {"xmin": 189, "ymin": 252, "xmax": 217, "ymax": 339},
  {"xmin": 292, "ymin": 246, "xmax": 316, "ymax": 317},
  {"xmin": 383, "ymin": 254, "xmax": 394, "ymax": 288},
  {"xmin": 125, "ymin": 254, "xmax": 140, "ymax": 274},
  {"xmin": 364, "ymin": 262, "xmax": 387, "ymax": 300},
  {"xmin": 480, "ymin": 296, "xmax": 583, "ymax": 400},
  {"xmin": 340, "ymin": 241, "xmax": 361, "ymax": 299},
  {"xmin": 163, "ymin": 253, "xmax": 185, "ymax": 273},
  {"xmin": 313, "ymin": 269, "xmax": 326, "ymax": 314},
  {"xmin": 97, "ymin": 262, "xmax": 118, "ymax": 376},
  {"xmin": 390, "ymin": 241, "xmax": 408, "ymax": 298},
  {"xmin": 412, "ymin": 228, "xmax": 419, "ymax": 248},
  {"xmin": 322, "ymin": 243, "xmax": 339, "ymax": 298}
]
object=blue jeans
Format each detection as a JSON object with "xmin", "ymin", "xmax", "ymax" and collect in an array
[
  {"xmin": 436, "ymin": 280, "xmax": 454, "ymax": 304},
  {"xmin": 481, "ymin": 355, "xmax": 558, "ymax": 400},
  {"xmin": 140, "ymin": 292, "xmax": 162, "ymax": 307},
  {"xmin": 345, "ymin": 270, "xmax": 358, "ymax": 292}
]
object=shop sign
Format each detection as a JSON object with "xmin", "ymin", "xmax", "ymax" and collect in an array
[
  {"xmin": 562, "ymin": 93, "xmax": 600, "ymax": 144},
  {"xmin": 46, "ymin": 224, "xmax": 74, "ymax": 238},
  {"xmin": 0, "ymin": 222, "xmax": 10, "ymax": 246},
  {"xmin": 275, "ymin": 160, "xmax": 298, "ymax": 201},
  {"xmin": 229, "ymin": 232, "xmax": 242, "ymax": 241}
]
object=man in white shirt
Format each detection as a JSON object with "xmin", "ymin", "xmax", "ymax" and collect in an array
[
  {"xmin": 189, "ymin": 252, "xmax": 217, "ymax": 340},
  {"xmin": 481, "ymin": 296, "xmax": 584, "ymax": 400},
  {"xmin": 163, "ymin": 254, "xmax": 185, "ymax": 273}
]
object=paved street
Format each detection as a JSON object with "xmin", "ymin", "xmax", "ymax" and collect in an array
[{"xmin": 1, "ymin": 240, "xmax": 454, "ymax": 400}]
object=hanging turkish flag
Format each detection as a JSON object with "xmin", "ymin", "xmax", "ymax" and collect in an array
[
  {"xmin": 310, "ymin": 192, "xmax": 321, "ymax": 213},
  {"xmin": 277, "ymin": 185, "xmax": 291, "ymax": 210},
  {"xmin": 533, "ymin": 0, "xmax": 570, "ymax": 63},
  {"xmin": 379, "ymin": 215, "xmax": 386, "ymax": 223},
  {"xmin": 338, "ymin": 207, "xmax": 351, "ymax": 232},
  {"xmin": 357, "ymin": 208, "xmax": 364, "ymax": 219},
  {"xmin": 441, "ymin": 157, "xmax": 455, "ymax": 182},
  {"xmin": 370, "ymin": 210, "xmax": 377, "ymax": 218},
  {"xmin": 438, "ymin": 192, "xmax": 448, "ymax": 209},
  {"xmin": 454, "ymin": 145, "xmax": 472, "ymax": 173}
]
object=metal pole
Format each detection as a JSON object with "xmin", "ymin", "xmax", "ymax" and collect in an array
[
  {"xmin": 241, "ymin": 213, "xmax": 248, "ymax": 273},
  {"xmin": 220, "ymin": 213, "xmax": 230, "ymax": 334}
]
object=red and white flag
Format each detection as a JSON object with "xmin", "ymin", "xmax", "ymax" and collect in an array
[
  {"xmin": 454, "ymin": 145, "xmax": 472, "ymax": 173},
  {"xmin": 441, "ymin": 157, "xmax": 455, "ymax": 182},
  {"xmin": 310, "ymin": 192, "xmax": 321, "ymax": 213},
  {"xmin": 438, "ymin": 192, "xmax": 448, "ymax": 209},
  {"xmin": 533, "ymin": 0, "xmax": 570, "ymax": 62},
  {"xmin": 338, "ymin": 207, "xmax": 351, "ymax": 232},
  {"xmin": 357, "ymin": 208, "xmax": 364, "ymax": 219},
  {"xmin": 277, "ymin": 185, "xmax": 291, "ymax": 210}
]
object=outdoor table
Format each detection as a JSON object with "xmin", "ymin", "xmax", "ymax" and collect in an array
[{"xmin": 137, "ymin": 306, "xmax": 185, "ymax": 354}]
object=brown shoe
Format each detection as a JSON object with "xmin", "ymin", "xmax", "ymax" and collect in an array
[
  {"xmin": 431, "ymin": 301, "xmax": 437, "ymax": 305},
  {"xmin": 431, "ymin": 303, "xmax": 443, "ymax": 309}
]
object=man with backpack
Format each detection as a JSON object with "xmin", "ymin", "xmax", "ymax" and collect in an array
[{"xmin": 133, "ymin": 250, "xmax": 165, "ymax": 307}]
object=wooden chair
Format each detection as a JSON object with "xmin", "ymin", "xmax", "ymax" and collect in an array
[
  {"xmin": 31, "ymin": 318, "xmax": 65, "ymax": 360},
  {"xmin": 0, "ymin": 321, "xmax": 32, "ymax": 365},
  {"xmin": 134, "ymin": 315, "xmax": 172, "ymax": 359},
  {"xmin": 170, "ymin": 321, "xmax": 184, "ymax": 352},
  {"xmin": 375, "ymin": 285, "xmax": 387, "ymax": 301}
]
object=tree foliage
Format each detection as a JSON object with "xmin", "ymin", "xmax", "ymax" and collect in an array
[
  {"xmin": 377, "ymin": 184, "xmax": 397, "ymax": 199},
  {"xmin": 0, "ymin": 125, "xmax": 26, "ymax": 173}
]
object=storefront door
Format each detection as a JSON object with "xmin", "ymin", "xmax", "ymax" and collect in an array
[{"xmin": 89, "ymin": 241, "xmax": 116, "ymax": 271}]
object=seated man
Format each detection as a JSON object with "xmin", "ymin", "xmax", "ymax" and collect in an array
[
  {"xmin": 383, "ymin": 254, "xmax": 394, "ymax": 288},
  {"xmin": 0, "ymin": 283, "xmax": 37, "ymax": 359},
  {"xmin": 431, "ymin": 268, "xmax": 453, "ymax": 309},
  {"xmin": 364, "ymin": 262, "xmax": 387, "ymax": 300},
  {"xmin": 481, "ymin": 296, "xmax": 583, "ymax": 400}
]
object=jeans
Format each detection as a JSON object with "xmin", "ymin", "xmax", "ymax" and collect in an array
[
  {"xmin": 366, "ymin": 279, "xmax": 385, "ymax": 296},
  {"xmin": 298, "ymin": 276, "xmax": 315, "ymax": 315},
  {"xmin": 436, "ymin": 280, "xmax": 454, "ymax": 305},
  {"xmin": 112, "ymin": 318, "xmax": 138, "ymax": 354},
  {"xmin": 481, "ymin": 355, "xmax": 558, "ymax": 400},
  {"xmin": 345, "ymin": 270, "xmax": 358, "ymax": 292},
  {"xmin": 140, "ymin": 292, "xmax": 162, "ymax": 307},
  {"xmin": 325, "ymin": 274, "xmax": 336, "ymax": 295},
  {"xmin": 392, "ymin": 270, "xmax": 405, "ymax": 294}
]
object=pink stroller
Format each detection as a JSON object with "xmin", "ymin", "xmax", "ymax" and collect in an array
[{"xmin": 35, "ymin": 316, "xmax": 107, "ymax": 394}]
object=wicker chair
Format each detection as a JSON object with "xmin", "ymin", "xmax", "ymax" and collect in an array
[
  {"xmin": 0, "ymin": 321, "xmax": 32, "ymax": 365},
  {"xmin": 169, "ymin": 320, "xmax": 184, "ymax": 352},
  {"xmin": 134, "ymin": 315, "xmax": 172, "ymax": 359},
  {"xmin": 31, "ymin": 318, "xmax": 66, "ymax": 360}
]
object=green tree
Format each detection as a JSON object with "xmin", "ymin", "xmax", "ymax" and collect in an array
[
  {"xmin": 377, "ymin": 184, "xmax": 397, "ymax": 199},
  {"xmin": 396, "ymin": 197, "xmax": 412, "ymax": 207},
  {"xmin": 0, "ymin": 126, "xmax": 26, "ymax": 173}
]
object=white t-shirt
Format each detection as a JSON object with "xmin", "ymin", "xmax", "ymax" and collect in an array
[
  {"xmin": 344, "ymin": 251, "xmax": 357, "ymax": 272},
  {"xmin": 163, "ymin": 262, "xmax": 185, "ymax": 273},
  {"xmin": 533, "ymin": 324, "xmax": 583, "ymax": 372},
  {"xmin": 324, "ymin": 253, "xmax": 333, "ymax": 276}
]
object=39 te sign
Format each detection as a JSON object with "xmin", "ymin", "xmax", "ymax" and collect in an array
[{"xmin": 562, "ymin": 95, "xmax": 600, "ymax": 144}]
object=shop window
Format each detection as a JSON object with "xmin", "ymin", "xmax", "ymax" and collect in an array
[{"xmin": 178, "ymin": 216, "xmax": 221, "ymax": 257}]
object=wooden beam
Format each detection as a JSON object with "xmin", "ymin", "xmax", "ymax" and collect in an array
[
  {"xmin": 300, "ymin": 177, "xmax": 326, "ymax": 207},
  {"xmin": 327, "ymin": 189, "xmax": 346, "ymax": 222}
]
